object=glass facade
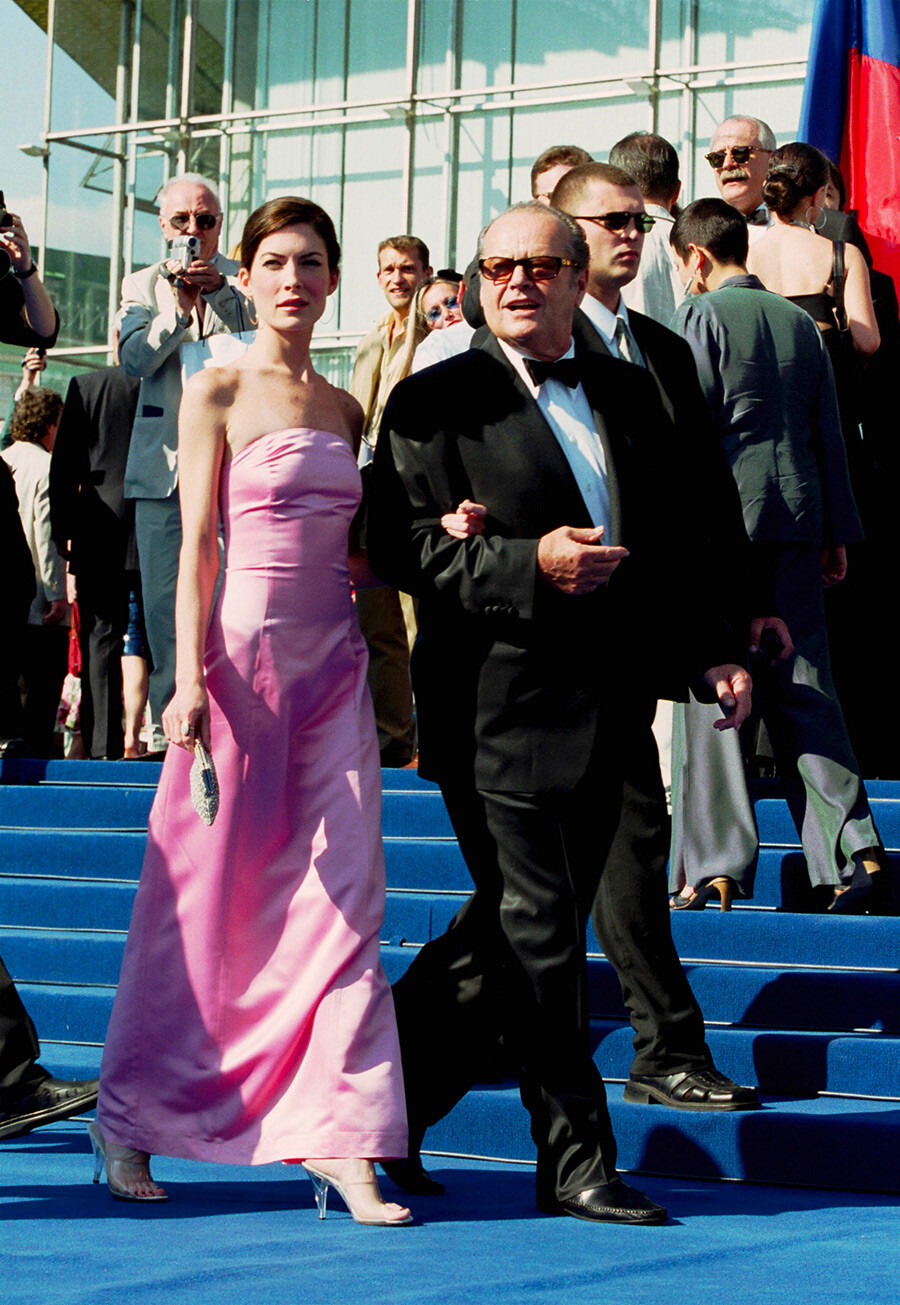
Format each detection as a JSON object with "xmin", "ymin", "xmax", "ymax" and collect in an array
[{"xmin": 6, "ymin": 0, "xmax": 814, "ymax": 391}]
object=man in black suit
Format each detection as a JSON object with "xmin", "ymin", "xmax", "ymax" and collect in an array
[
  {"xmin": 49, "ymin": 364, "xmax": 141, "ymax": 760},
  {"xmin": 369, "ymin": 202, "xmax": 752, "ymax": 1224}
]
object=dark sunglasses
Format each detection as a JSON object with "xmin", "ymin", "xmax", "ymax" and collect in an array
[
  {"xmin": 424, "ymin": 294, "xmax": 459, "ymax": 323},
  {"xmin": 479, "ymin": 255, "xmax": 579, "ymax": 283},
  {"xmin": 573, "ymin": 211, "xmax": 655, "ymax": 233},
  {"xmin": 168, "ymin": 211, "xmax": 220, "ymax": 231},
  {"xmin": 705, "ymin": 145, "xmax": 767, "ymax": 169}
]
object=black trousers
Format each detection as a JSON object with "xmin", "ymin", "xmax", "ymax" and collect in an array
[
  {"xmin": 0, "ymin": 955, "xmax": 46, "ymax": 1105},
  {"xmin": 76, "ymin": 570, "xmax": 134, "ymax": 760},
  {"xmin": 392, "ymin": 715, "xmax": 708, "ymax": 1202}
]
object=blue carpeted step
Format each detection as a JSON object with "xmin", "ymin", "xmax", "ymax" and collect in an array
[
  {"xmin": 15, "ymin": 982, "xmax": 115, "ymax": 1044},
  {"xmin": 383, "ymin": 889, "xmax": 467, "ymax": 944},
  {"xmin": 383, "ymin": 837, "xmax": 472, "ymax": 890},
  {"xmin": 0, "ymin": 876, "xmax": 137, "ymax": 930},
  {"xmin": 31, "ymin": 1039, "xmax": 103, "ymax": 1083},
  {"xmin": 0, "ymin": 785, "xmax": 155, "ymax": 829},
  {"xmin": 589, "ymin": 958, "xmax": 900, "ymax": 1033},
  {"xmin": 0, "ymin": 757, "xmax": 163, "ymax": 787},
  {"xmin": 380, "ymin": 791, "xmax": 455, "ymax": 838},
  {"xmin": 0, "ymin": 927, "xmax": 128, "ymax": 985},
  {"xmin": 667, "ymin": 911, "xmax": 900, "ymax": 969},
  {"xmin": 424, "ymin": 1082, "xmax": 900, "ymax": 1193},
  {"xmin": 0, "ymin": 829, "xmax": 148, "ymax": 879}
]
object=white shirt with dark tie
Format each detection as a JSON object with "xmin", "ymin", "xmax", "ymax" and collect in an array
[{"xmin": 497, "ymin": 336, "xmax": 611, "ymax": 533}]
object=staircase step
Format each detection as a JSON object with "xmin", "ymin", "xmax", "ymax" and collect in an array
[
  {"xmin": 0, "ymin": 757, "xmax": 163, "ymax": 787},
  {"xmin": 589, "ymin": 958, "xmax": 900, "ymax": 1033},
  {"xmin": 0, "ymin": 786, "xmax": 155, "ymax": 830},
  {"xmin": 0, "ymin": 927, "xmax": 128, "ymax": 985},
  {"xmin": 0, "ymin": 876, "xmax": 137, "ymax": 930},
  {"xmin": 667, "ymin": 911, "xmax": 900, "ymax": 969},
  {"xmin": 15, "ymin": 982, "xmax": 115, "ymax": 1045},
  {"xmin": 425, "ymin": 1083, "xmax": 900, "ymax": 1193}
]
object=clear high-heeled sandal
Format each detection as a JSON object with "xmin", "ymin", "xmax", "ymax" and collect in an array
[
  {"xmin": 301, "ymin": 1161, "xmax": 412, "ymax": 1225},
  {"xmin": 87, "ymin": 1120, "xmax": 168, "ymax": 1202}
]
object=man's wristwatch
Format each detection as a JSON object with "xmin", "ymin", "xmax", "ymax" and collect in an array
[{"xmin": 14, "ymin": 263, "xmax": 38, "ymax": 280}]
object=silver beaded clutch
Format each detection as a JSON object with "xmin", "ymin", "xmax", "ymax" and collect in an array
[{"xmin": 189, "ymin": 740, "xmax": 219, "ymax": 825}]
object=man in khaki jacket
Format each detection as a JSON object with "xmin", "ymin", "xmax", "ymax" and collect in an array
[{"xmin": 350, "ymin": 234, "xmax": 431, "ymax": 766}]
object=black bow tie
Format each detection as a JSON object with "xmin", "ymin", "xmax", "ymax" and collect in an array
[
  {"xmin": 746, "ymin": 206, "xmax": 769, "ymax": 226},
  {"xmin": 524, "ymin": 357, "xmax": 581, "ymax": 388}
]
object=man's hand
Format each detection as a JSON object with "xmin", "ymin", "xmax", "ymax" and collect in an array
[
  {"xmin": 821, "ymin": 544, "xmax": 847, "ymax": 588},
  {"xmin": 0, "ymin": 211, "xmax": 33, "ymax": 274},
  {"xmin": 702, "ymin": 662, "xmax": 752, "ymax": 731},
  {"xmin": 165, "ymin": 258, "xmax": 225, "ymax": 314},
  {"xmin": 537, "ymin": 525, "xmax": 629, "ymax": 595},
  {"xmin": 748, "ymin": 615, "xmax": 794, "ymax": 662}
]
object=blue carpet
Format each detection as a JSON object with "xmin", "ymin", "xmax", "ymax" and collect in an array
[{"xmin": 2, "ymin": 1121, "xmax": 899, "ymax": 1305}]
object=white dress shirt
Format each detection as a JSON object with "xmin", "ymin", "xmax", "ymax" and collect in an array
[
  {"xmin": 580, "ymin": 293, "xmax": 644, "ymax": 367},
  {"xmin": 497, "ymin": 337, "xmax": 611, "ymax": 533}
]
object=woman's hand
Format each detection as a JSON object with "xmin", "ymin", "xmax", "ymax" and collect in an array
[
  {"xmin": 441, "ymin": 500, "xmax": 487, "ymax": 540},
  {"xmin": 163, "ymin": 681, "xmax": 211, "ymax": 751}
]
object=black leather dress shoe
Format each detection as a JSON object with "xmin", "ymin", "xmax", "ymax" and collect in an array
[
  {"xmin": 381, "ymin": 1156, "xmax": 446, "ymax": 1196},
  {"xmin": 0, "ymin": 1077, "xmax": 99, "ymax": 1140},
  {"xmin": 541, "ymin": 1179, "xmax": 667, "ymax": 1225},
  {"xmin": 624, "ymin": 1066, "xmax": 760, "ymax": 1111}
]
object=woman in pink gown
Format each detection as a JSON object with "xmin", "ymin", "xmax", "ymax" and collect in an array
[{"xmin": 91, "ymin": 198, "xmax": 410, "ymax": 1224}]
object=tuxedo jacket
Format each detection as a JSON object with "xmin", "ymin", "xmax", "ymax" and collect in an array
[
  {"xmin": 369, "ymin": 331, "xmax": 740, "ymax": 792},
  {"xmin": 49, "ymin": 366, "xmax": 141, "ymax": 577}
]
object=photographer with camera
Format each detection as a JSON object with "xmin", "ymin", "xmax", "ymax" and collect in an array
[
  {"xmin": 0, "ymin": 193, "xmax": 58, "ymax": 349},
  {"xmin": 118, "ymin": 173, "xmax": 248, "ymax": 752}
]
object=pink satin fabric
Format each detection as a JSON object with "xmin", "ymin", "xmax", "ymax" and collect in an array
[{"xmin": 97, "ymin": 429, "xmax": 407, "ymax": 1164}]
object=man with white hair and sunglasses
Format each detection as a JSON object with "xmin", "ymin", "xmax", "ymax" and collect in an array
[{"xmin": 118, "ymin": 173, "xmax": 249, "ymax": 750}]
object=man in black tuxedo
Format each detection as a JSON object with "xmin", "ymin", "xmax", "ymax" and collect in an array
[
  {"xmin": 50, "ymin": 364, "xmax": 141, "ymax": 759},
  {"xmin": 551, "ymin": 162, "xmax": 765, "ymax": 1100},
  {"xmin": 369, "ymin": 202, "xmax": 751, "ymax": 1224}
]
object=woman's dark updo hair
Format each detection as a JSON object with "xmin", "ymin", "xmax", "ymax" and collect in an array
[
  {"xmin": 240, "ymin": 197, "xmax": 341, "ymax": 272},
  {"xmin": 762, "ymin": 142, "xmax": 829, "ymax": 216}
]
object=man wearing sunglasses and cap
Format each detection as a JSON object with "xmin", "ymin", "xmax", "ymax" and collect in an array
[
  {"xmin": 369, "ymin": 201, "xmax": 751, "ymax": 1225},
  {"xmin": 118, "ymin": 174, "xmax": 249, "ymax": 751}
]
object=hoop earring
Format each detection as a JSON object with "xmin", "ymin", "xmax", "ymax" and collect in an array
[
  {"xmin": 318, "ymin": 297, "xmax": 336, "ymax": 329},
  {"xmin": 806, "ymin": 203, "xmax": 826, "ymax": 231},
  {"xmin": 246, "ymin": 296, "xmax": 258, "ymax": 327}
]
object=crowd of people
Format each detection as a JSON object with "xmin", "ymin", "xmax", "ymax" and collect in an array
[{"xmin": 0, "ymin": 113, "xmax": 896, "ymax": 1227}]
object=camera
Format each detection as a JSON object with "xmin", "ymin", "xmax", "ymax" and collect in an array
[{"xmin": 170, "ymin": 234, "xmax": 200, "ymax": 270}]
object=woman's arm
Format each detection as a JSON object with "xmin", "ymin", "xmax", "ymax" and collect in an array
[
  {"xmin": 162, "ymin": 371, "xmax": 228, "ymax": 750},
  {"xmin": 843, "ymin": 243, "xmax": 880, "ymax": 356}
]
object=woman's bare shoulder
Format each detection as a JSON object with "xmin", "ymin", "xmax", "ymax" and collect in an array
[{"xmin": 182, "ymin": 364, "xmax": 242, "ymax": 412}]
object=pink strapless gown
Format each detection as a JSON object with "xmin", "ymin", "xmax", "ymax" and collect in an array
[{"xmin": 97, "ymin": 429, "xmax": 408, "ymax": 1164}]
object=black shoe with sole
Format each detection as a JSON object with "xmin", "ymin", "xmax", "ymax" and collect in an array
[
  {"xmin": 624, "ymin": 1067, "xmax": 760, "ymax": 1111},
  {"xmin": 0, "ymin": 1077, "xmax": 99, "ymax": 1140}
]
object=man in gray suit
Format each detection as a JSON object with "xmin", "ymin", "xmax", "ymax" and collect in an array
[
  {"xmin": 667, "ymin": 198, "xmax": 885, "ymax": 912},
  {"xmin": 119, "ymin": 173, "xmax": 249, "ymax": 747}
]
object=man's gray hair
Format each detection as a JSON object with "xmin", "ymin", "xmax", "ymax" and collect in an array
[
  {"xmin": 156, "ymin": 173, "xmax": 222, "ymax": 212},
  {"xmin": 476, "ymin": 202, "xmax": 589, "ymax": 272},
  {"xmin": 714, "ymin": 116, "xmax": 776, "ymax": 152}
]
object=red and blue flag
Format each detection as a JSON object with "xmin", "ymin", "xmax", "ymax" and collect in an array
[{"xmin": 799, "ymin": 0, "xmax": 900, "ymax": 298}]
